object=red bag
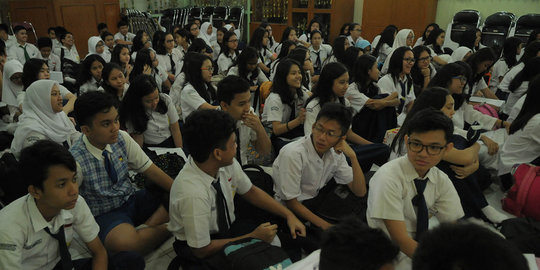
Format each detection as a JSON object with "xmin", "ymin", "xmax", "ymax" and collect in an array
[{"xmin": 502, "ymin": 164, "xmax": 540, "ymax": 220}]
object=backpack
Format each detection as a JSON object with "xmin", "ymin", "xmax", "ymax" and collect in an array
[
  {"xmin": 473, "ymin": 103, "xmax": 499, "ymax": 119},
  {"xmin": 500, "ymin": 217, "xmax": 540, "ymax": 257},
  {"xmin": 60, "ymin": 48, "xmax": 81, "ymax": 94},
  {"xmin": 502, "ymin": 164, "xmax": 540, "ymax": 220},
  {"xmin": 223, "ymin": 237, "xmax": 292, "ymax": 270},
  {"xmin": 234, "ymin": 165, "xmax": 278, "ymax": 224},
  {"xmin": 258, "ymin": 81, "xmax": 273, "ymax": 114},
  {"xmin": 0, "ymin": 152, "xmax": 25, "ymax": 206}
]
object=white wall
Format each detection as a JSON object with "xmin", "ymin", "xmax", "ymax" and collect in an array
[{"xmin": 354, "ymin": 0, "xmax": 364, "ymax": 24}]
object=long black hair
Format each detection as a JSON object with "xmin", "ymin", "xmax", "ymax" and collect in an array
[
  {"xmin": 260, "ymin": 22, "xmax": 274, "ymax": 48},
  {"xmin": 331, "ymin": 36, "xmax": 348, "ymax": 63},
  {"xmin": 219, "ymin": 31, "xmax": 238, "ymax": 58},
  {"xmin": 372, "ymin": 25, "xmax": 397, "ymax": 58},
  {"xmin": 306, "ymin": 62, "xmax": 348, "ymax": 108},
  {"xmin": 120, "ymin": 74, "xmax": 167, "ymax": 133},
  {"xmin": 509, "ymin": 75, "xmax": 540, "ymax": 134},
  {"xmin": 343, "ymin": 47, "xmax": 360, "ymax": 76},
  {"xmin": 77, "ymin": 54, "xmax": 106, "ymax": 87},
  {"xmin": 509, "ymin": 56, "xmax": 540, "ymax": 93},
  {"xmin": 518, "ymin": 40, "xmax": 540, "ymax": 65},
  {"xmin": 249, "ymin": 27, "xmax": 268, "ymax": 51},
  {"xmin": 501, "ymin": 37, "xmax": 522, "ymax": 68},
  {"xmin": 424, "ymin": 28, "xmax": 445, "ymax": 55},
  {"xmin": 280, "ymin": 26, "xmax": 297, "ymax": 44},
  {"xmin": 428, "ymin": 62, "xmax": 470, "ymax": 109},
  {"xmin": 420, "ymin": 23, "xmax": 440, "ymax": 41},
  {"xmin": 101, "ymin": 62, "xmax": 124, "ymax": 100},
  {"xmin": 271, "ymin": 58, "xmax": 304, "ymax": 105},
  {"xmin": 391, "ymin": 87, "xmax": 451, "ymax": 154},
  {"xmin": 288, "ymin": 46, "xmax": 310, "ymax": 89},
  {"xmin": 410, "ymin": 45, "xmax": 432, "ymax": 88},
  {"xmin": 304, "ymin": 18, "xmax": 322, "ymax": 42},
  {"xmin": 352, "ymin": 54, "xmax": 379, "ymax": 98},
  {"xmin": 388, "ymin": 46, "xmax": 413, "ymax": 82},
  {"xmin": 465, "ymin": 47, "xmax": 496, "ymax": 89},
  {"xmin": 237, "ymin": 47, "xmax": 260, "ymax": 84},
  {"xmin": 131, "ymin": 30, "xmax": 147, "ymax": 54},
  {"xmin": 184, "ymin": 52, "xmax": 216, "ymax": 103},
  {"xmin": 130, "ymin": 48, "xmax": 156, "ymax": 84},
  {"xmin": 22, "ymin": 58, "xmax": 48, "ymax": 90},
  {"xmin": 111, "ymin": 44, "xmax": 131, "ymax": 66}
]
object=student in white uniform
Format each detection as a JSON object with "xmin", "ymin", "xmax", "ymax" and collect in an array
[
  {"xmin": 261, "ymin": 59, "xmax": 309, "ymax": 153},
  {"xmin": 227, "ymin": 47, "xmax": 269, "ymax": 114},
  {"xmin": 7, "ymin": 25, "xmax": 40, "ymax": 65},
  {"xmin": 130, "ymin": 30, "xmax": 151, "ymax": 62},
  {"xmin": 497, "ymin": 41, "xmax": 540, "ymax": 95},
  {"xmin": 129, "ymin": 48, "xmax": 168, "ymax": 93},
  {"xmin": 450, "ymin": 46, "xmax": 472, "ymax": 63},
  {"xmin": 10, "ymin": 80, "xmax": 79, "ymax": 159},
  {"xmin": 114, "ymin": 20, "xmax": 135, "ymax": 47},
  {"xmin": 120, "ymin": 74, "xmax": 182, "ymax": 148},
  {"xmin": 269, "ymin": 40, "xmax": 297, "ymax": 81},
  {"xmin": 424, "ymin": 28, "xmax": 450, "ymax": 67},
  {"xmin": 499, "ymin": 76, "xmax": 540, "ymax": 189},
  {"xmin": 249, "ymin": 27, "xmax": 274, "ymax": 75},
  {"xmin": 367, "ymin": 109, "xmax": 464, "ymax": 270},
  {"xmin": 180, "ymin": 53, "xmax": 219, "ymax": 121},
  {"xmin": 381, "ymin": 29, "xmax": 414, "ymax": 75},
  {"xmin": 289, "ymin": 47, "xmax": 315, "ymax": 91},
  {"xmin": 347, "ymin": 23, "xmax": 363, "ymax": 47},
  {"xmin": 85, "ymin": 36, "xmax": 105, "ymax": 59},
  {"xmin": 503, "ymin": 57, "xmax": 540, "ymax": 117},
  {"xmin": 378, "ymin": 47, "xmax": 416, "ymax": 125},
  {"xmin": 100, "ymin": 31, "xmax": 114, "ymax": 62},
  {"xmin": 410, "ymin": 45, "xmax": 436, "ymax": 91},
  {"xmin": 110, "ymin": 44, "xmax": 132, "ymax": 83},
  {"xmin": 490, "ymin": 37, "xmax": 522, "ymax": 94},
  {"xmin": 173, "ymin": 28, "xmax": 190, "ymax": 67},
  {"xmin": 50, "ymin": 27, "xmax": 62, "ymax": 51},
  {"xmin": 324, "ymin": 36, "xmax": 350, "ymax": 66},
  {"xmin": 309, "ymin": 30, "xmax": 332, "ymax": 75},
  {"xmin": 464, "ymin": 48, "xmax": 498, "ymax": 99},
  {"xmin": 413, "ymin": 223, "xmax": 529, "ymax": 270},
  {"xmin": 36, "ymin": 37, "xmax": 61, "ymax": 72},
  {"xmin": 261, "ymin": 22, "xmax": 279, "ymax": 53},
  {"xmin": 77, "ymin": 54, "xmax": 105, "ymax": 95},
  {"xmin": 288, "ymin": 217, "xmax": 399, "ymax": 270},
  {"xmin": 0, "ymin": 23, "xmax": 16, "ymax": 50},
  {"xmin": 199, "ymin": 22, "xmax": 219, "ymax": 61},
  {"xmin": 414, "ymin": 23, "xmax": 439, "ymax": 48},
  {"xmin": 216, "ymin": 75, "xmax": 271, "ymax": 165},
  {"xmin": 273, "ymin": 103, "xmax": 366, "ymax": 232},
  {"xmin": 100, "ymin": 62, "xmax": 128, "ymax": 102},
  {"xmin": 1, "ymin": 60, "xmax": 24, "ymax": 122},
  {"xmin": 299, "ymin": 18, "xmax": 322, "ymax": 44},
  {"xmin": 0, "ymin": 141, "xmax": 111, "ymax": 270},
  {"xmin": 274, "ymin": 26, "xmax": 302, "ymax": 55},
  {"xmin": 168, "ymin": 109, "xmax": 305, "ymax": 269},
  {"xmin": 53, "ymin": 31, "xmax": 80, "ymax": 64},
  {"xmin": 21, "ymin": 59, "xmax": 77, "ymax": 114},
  {"xmin": 155, "ymin": 32, "xmax": 180, "ymax": 83},
  {"xmin": 217, "ymin": 31, "xmax": 239, "ymax": 75}
]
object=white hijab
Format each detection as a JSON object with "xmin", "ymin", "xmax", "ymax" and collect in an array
[
  {"xmin": 199, "ymin": 22, "xmax": 216, "ymax": 47},
  {"xmin": 392, "ymin": 29, "xmax": 413, "ymax": 50},
  {"xmin": 1, "ymin": 60, "xmax": 24, "ymax": 107},
  {"xmin": 451, "ymin": 47, "xmax": 472, "ymax": 62},
  {"xmin": 86, "ymin": 36, "xmax": 103, "ymax": 58},
  {"xmin": 11, "ymin": 80, "xmax": 76, "ymax": 156},
  {"xmin": 224, "ymin": 24, "xmax": 241, "ymax": 41}
]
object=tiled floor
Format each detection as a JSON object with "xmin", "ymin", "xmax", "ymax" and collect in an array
[{"xmin": 68, "ymin": 168, "xmax": 525, "ymax": 270}]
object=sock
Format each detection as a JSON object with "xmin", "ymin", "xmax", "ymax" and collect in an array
[{"xmin": 481, "ymin": 205, "xmax": 509, "ymax": 224}]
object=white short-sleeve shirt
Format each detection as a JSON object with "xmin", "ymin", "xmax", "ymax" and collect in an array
[
  {"xmin": 498, "ymin": 63, "xmax": 524, "ymax": 93},
  {"xmin": 504, "ymin": 82, "xmax": 528, "ymax": 115},
  {"xmin": 498, "ymin": 114, "xmax": 540, "ymax": 175},
  {"xmin": 508, "ymin": 94, "xmax": 526, "ymax": 122},
  {"xmin": 168, "ymin": 157, "xmax": 253, "ymax": 248},
  {"xmin": 490, "ymin": 59, "xmax": 510, "ymax": 91},
  {"xmin": 235, "ymin": 111, "xmax": 258, "ymax": 165},
  {"xmin": 53, "ymin": 45, "xmax": 80, "ymax": 64},
  {"xmin": 7, "ymin": 43, "xmax": 40, "ymax": 65},
  {"xmin": 156, "ymin": 51, "xmax": 181, "ymax": 75},
  {"xmin": 114, "ymin": 32, "xmax": 136, "ymax": 44},
  {"xmin": 0, "ymin": 195, "xmax": 99, "ymax": 270},
  {"xmin": 345, "ymin": 82, "xmax": 377, "ymax": 115},
  {"xmin": 272, "ymin": 135, "xmax": 354, "ymax": 202},
  {"xmin": 180, "ymin": 83, "xmax": 215, "ymax": 122},
  {"xmin": 217, "ymin": 52, "xmax": 237, "ymax": 75},
  {"xmin": 261, "ymin": 90, "xmax": 310, "ymax": 124},
  {"xmin": 304, "ymin": 97, "xmax": 351, "ymax": 136}
]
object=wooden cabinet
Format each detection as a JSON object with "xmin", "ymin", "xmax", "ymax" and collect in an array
[
  {"xmin": 8, "ymin": 0, "xmax": 120, "ymax": 57},
  {"xmin": 361, "ymin": 0, "xmax": 438, "ymax": 43}
]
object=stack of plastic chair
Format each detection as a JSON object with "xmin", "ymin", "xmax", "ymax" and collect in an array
[
  {"xmin": 481, "ymin": 12, "xmax": 516, "ymax": 55},
  {"xmin": 10, "ymin": 21, "xmax": 37, "ymax": 44},
  {"xmin": 188, "ymin": 7, "xmax": 202, "ymax": 25},
  {"xmin": 201, "ymin": 6, "xmax": 214, "ymax": 23},
  {"xmin": 213, "ymin": 6, "xmax": 229, "ymax": 28},
  {"xmin": 510, "ymin": 13, "xmax": 540, "ymax": 43},
  {"xmin": 228, "ymin": 6, "xmax": 244, "ymax": 31},
  {"xmin": 443, "ymin": 10, "xmax": 482, "ymax": 51}
]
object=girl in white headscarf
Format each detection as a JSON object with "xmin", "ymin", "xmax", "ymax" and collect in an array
[
  {"xmin": 199, "ymin": 22, "xmax": 220, "ymax": 60},
  {"xmin": 1, "ymin": 60, "xmax": 23, "ymax": 122},
  {"xmin": 11, "ymin": 80, "xmax": 79, "ymax": 159},
  {"xmin": 451, "ymin": 47, "xmax": 473, "ymax": 63},
  {"xmin": 381, "ymin": 29, "xmax": 414, "ymax": 74},
  {"xmin": 86, "ymin": 36, "xmax": 106, "ymax": 59}
]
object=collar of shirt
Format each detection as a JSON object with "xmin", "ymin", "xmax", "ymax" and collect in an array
[
  {"xmin": 401, "ymin": 155, "xmax": 437, "ymax": 184},
  {"xmin": 82, "ymin": 134, "xmax": 114, "ymax": 160},
  {"xmin": 27, "ymin": 195, "xmax": 72, "ymax": 233},
  {"xmin": 186, "ymin": 156, "xmax": 224, "ymax": 189},
  {"xmin": 302, "ymin": 135, "xmax": 333, "ymax": 163}
]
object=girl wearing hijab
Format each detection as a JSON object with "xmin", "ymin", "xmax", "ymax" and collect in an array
[
  {"xmin": 199, "ymin": 22, "xmax": 219, "ymax": 60},
  {"xmin": 1, "ymin": 60, "xmax": 23, "ymax": 122},
  {"xmin": 380, "ymin": 29, "xmax": 414, "ymax": 74},
  {"xmin": 451, "ymin": 47, "xmax": 472, "ymax": 63},
  {"xmin": 86, "ymin": 36, "xmax": 105, "ymax": 59},
  {"xmin": 10, "ymin": 80, "xmax": 79, "ymax": 159}
]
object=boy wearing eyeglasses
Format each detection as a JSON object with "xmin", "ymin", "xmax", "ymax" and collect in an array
[
  {"xmin": 272, "ymin": 103, "xmax": 366, "ymax": 231},
  {"xmin": 367, "ymin": 109, "xmax": 463, "ymax": 270}
]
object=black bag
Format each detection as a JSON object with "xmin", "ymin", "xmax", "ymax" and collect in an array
[
  {"xmin": 0, "ymin": 153, "xmax": 25, "ymax": 206},
  {"xmin": 223, "ymin": 238, "xmax": 292, "ymax": 270},
  {"xmin": 500, "ymin": 217, "xmax": 540, "ymax": 257},
  {"xmin": 59, "ymin": 48, "xmax": 81, "ymax": 94},
  {"xmin": 234, "ymin": 165, "xmax": 278, "ymax": 224}
]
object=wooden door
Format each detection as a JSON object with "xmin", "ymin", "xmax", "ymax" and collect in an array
[{"xmin": 8, "ymin": 0, "xmax": 56, "ymax": 44}]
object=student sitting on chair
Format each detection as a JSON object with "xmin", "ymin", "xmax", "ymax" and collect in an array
[{"xmin": 7, "ymin": 25, "xmax": 39, "ymax": 65}]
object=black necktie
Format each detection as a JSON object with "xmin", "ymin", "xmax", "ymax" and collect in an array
[
  {"xmin": 62, "ymin": 141, "xmax": 69, "ymax": 149},
  {"xmin": 235, "ymin": 128, "xmax": 242, "ymax": 164},
  {"xmin": 212, "ymin": 178, "xmax": 231, "ymax": 236},
  {"xmin": 123, "ymin": 35, "xmax": 127, "ymax": 41},
  {"xmin": 44, "ymin": 226, "xmax": 73, "ymax": 270},
  {"xmin": 102, "ymin": 150, "xmax": 118, "ymax": 183},
  {"xmin": 169, "ymin": 54, "xmax": 176, "ymax": 74},
  {"xmin": 96, "ymin": 80, "xmax": 100, "ymax": 89},
  {"xmin": 398, "ymin": 81, "xmax": 407, "ymax": 113},
  {"xmin": 314, "ymin": 51, "xmax": 321, "ymax": 70},
  {"xmin": 412, "ymin": 178, "xmax": 429, "ymax": 240}
]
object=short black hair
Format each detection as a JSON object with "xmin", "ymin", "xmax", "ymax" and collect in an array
[
  {"xmin": 0, "ymin": 23, "xmax": 9, "ymax": 33},
  {"xmin": 37, "ymin": 37, "xmax": 53, "ymax": 49},
  {"xmin": 216, "ymin": 75, "xmax": 250, "ymax": 104},
  {"xmin": 97, "ymin": 22, "xmax": 108, "ymax": 32},
  {"xmin": 183, "ymin": 110, "xmax": 236, "ymax": 163},
  {"xmin": 60, "ymin": 31, "xmax": 73, "ymax": 42},
  {"xmin": 320, "ymin": 216, "xmax": 399, "ymax": 270},
  {"xmin": 117, "ymin": 20, "xmax": 128, "ymax": 28},
  {"xmin": 315, "ymin": 103, "xmax": 353, "ymax": 136},
  {"xmin": 19, "ymin": 140, "xmax": 76, "ymax": 190},
  {"xmin": 13, "ymin": 25, "xmax": 26, "ymax": 34},
  {"xmin": 47, "ymin": 27, "xmax": 56, "ymax": 34},
  {"xmin": 405, "ymin": 108, "xmax": 453, "ymax": 143},
  {"xmin": 74, "ymin": 91, "xmax": 119, "ymax": 127},
  {"xmin": 413, "ymin": 223, "xmax": 528, "ymax": 270},
  {"xmin": 100, "ymin": 31, "xmax": 113, "ymax": 41}
]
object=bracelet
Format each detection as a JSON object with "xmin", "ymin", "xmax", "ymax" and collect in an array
[{"xmin": 286, "ymin": 121, "xmax": 291, "ymax": 131}]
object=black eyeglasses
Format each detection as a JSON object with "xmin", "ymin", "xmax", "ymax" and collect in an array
[
  {"xmin": 408, "ymin": 141, "xmax": 446, "ymax": 155},
  {"xmin": 417, "ymin": 56, "xmax": 432, "ymax": 62},
  {"xmin": 403, "ymin": 57, "xmax": 416, "ymax": 64}
]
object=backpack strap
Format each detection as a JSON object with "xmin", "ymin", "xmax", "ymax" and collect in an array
[{"xmin": 515, "ymin": 165, "xmax": 540, "ymax": 216}]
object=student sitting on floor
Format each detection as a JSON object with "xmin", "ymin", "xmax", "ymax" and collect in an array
[
  {"xmin": 273, "ymin": 103, "xmax": 366, "ymax": 231},
  {"xmin": 0, "ymin": 140, "xmax": 144, "ymax": 270},
  {"xmin": 70, "ymin": 91, "xmax": 173, "ymax": 255},
  {"xmin": 217, "ymin": 75, "xmax": 271, "ymax": 165},
  {"xmin": 53, "ymin": 31, "xmax": 80, "ymax": 64},
  {"xmin": 77, "ymin": 54, "xmax": 105, "ymax": 95},
  {"xmin": 168, "ymin": 109, "xmax": 305, "ymax": 270},
  {"xmin": 180, "ymin": 53, "xmax": 219, "ymax": 121},
  {"xmin": 36, "ymin": 37, "xmax": 61, "ymax": 71},
  {"xmin": 367, "ymin": 108, "xmax": 463, "ymax": 270}
]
